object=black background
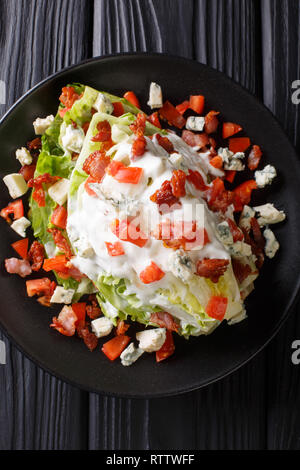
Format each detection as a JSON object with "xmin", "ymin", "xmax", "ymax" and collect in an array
[{"xmin": 0, "ymin": 0, "xmax": 300, "ymax": 450}]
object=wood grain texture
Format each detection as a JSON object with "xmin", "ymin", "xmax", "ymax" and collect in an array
[
  {"xmin": 0, "ymin": 0, "xmax": 93, "ymax": 450},
  {"xmin": 261, "ymin": 0, "xmax": 300, "ymax": 450}
]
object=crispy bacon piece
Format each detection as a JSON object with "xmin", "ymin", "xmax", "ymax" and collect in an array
[
  {"xmin": 205, "ymin": 178, "xmax": 234, "ymax": 213},
  {"xmin": 154, "ymin": 220, "xmax": 210, "ymax": 251},
  {"xmin": 47, "ymin": 228, "xmax": 73, "ymax": 259},
  {"xmin": 59, "ymin": 86, "xmax": 80, "ymax": 109},
  {"xmin": 242, "ymin": 220, "xmax": 265, "ymax": 269},
  {"xmin": 232, "ymin": 259, "xmax": 253, "ymax": 284},
  {"xmin": 83, "ymin": 150, "xmax": 111, "ymax": 181},
  {"xmin": 86, "ymin": 298, "xmax": 102, "ymax": 319},
  {"xmin": 248, "ymin": 145, "xmax": 262, "ymax": 170},
  {"xmin": 186, "ymin": 169, "xmax": 209, "ymax": 191},
  {"xmin": 204, "ymin": 111, "xmax": 219, "ymax": 134},
  {"xmin": 51, "ymin": 306, "xmax": 77, "ymax": 337},
  {"xmin": 150, "ymin": 180, "xmax": 181, "ymax": 214},
  {"xmin": 250, "ymin": 217, "xmax": 265, "ymax": 250},
  {"xmin": 150, "ymin": 312, "xmax": 179, "ymax": 332},
  {"xmin": 132, "ymin": 135, "xmax": 146, "ymax": 158},
  {"xmin": 28, "ymin": 241, "xmax": 45, "ymax": 271},
  {"xmin": 156, "ymin": 134, "xmax": 174, "ymax": 153},
  {"xmin": 182, "ymin": 130, "xmax": 210, "ymax": 149},
  {"xmin": 91, "ymin": 120, "xmax": 111, "ymax": 142},
  {"xmin": 19, "ymin": 164, "xmax": 36, "ymax": 182},
  {"xmin": 37, "ymin": 296, "xmax": 52, "ymax": 307},
  {"xmin": 28, "ymin": 173, "xmax": 60, "ymax": 207},
  {"xmin": 76, "ymin": 324, "xmax": 98, "ymax": 351},
  {"xmin": 196, "ymin": 258, "xmax": 229, "ymax": 283},
  {"xmin": 226, "ymin": 218, "xmax": 244, "ymax": 242},
  {"xmin": 170, "ymin": 170, "xmax": 186, "ymax": 198},
  {"xmin": 5, "ymin": 258, "xmax": 32, "ymax": 278},
  {"xmin": 130, "ymin": 113, "xmax": 146, "ymax": 136},
  {"xmin": 27, "ymin": 137, "xmax": 42, "ymax": 152},
  {"xmin": 116, "ymin": 320, "xmax": 130, "ymax": 335}
]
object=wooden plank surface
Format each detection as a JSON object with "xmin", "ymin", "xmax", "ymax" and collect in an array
[{"xmin": 0, "ymin": 0, "xmax": 299, "ymax": 450}]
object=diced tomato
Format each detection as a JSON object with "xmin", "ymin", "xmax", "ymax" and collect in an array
[
  {"xmin": 150, "ymin": 312, "xmax": 179, "ymax": 332},
  {"xmin": 148, "ymin": 112, "xmax": 161, "ymax": 128},
  {"xmin": 233, "ymin": 180, "xmax": 257, "ymax": 212},
  {"xmin": 222, "ymin": 122, "xmax": 243, "ymax": 139},
  {"xmin": 170, "ymin": 170, "xmax": 186, "ymax": 197},
  {"xmin": 112, "ymin": 102, "xmax": 124, "ymax": 117},
  {"xmin": 11, "ymin": 238, "xmax": 29, "ymax": 259},
  {"xmin": 43, "ymin": 255, "xmax": 68, "ymax": 272},
  {"xmin": 116, "ymin": 320, "xmax": 130, "ymax": 336},
  {"xmin": 205, "ymin": 296, "xmax": 228, "ymax": 321},
  {"xmin": 0, "ymin": 199, "xmax": 24, "ymax": 222},
  {"xmin": 71, "ymin": 302, "xmax": 86, "ymax": 326},
  {"xmin": 204, "ymin": 110, "xmax": 219, "ymax": 134},
  {"xmin": 132, "ymin": 135, "xmax": 146, "ymax": 158},
  {"xmin": 51, "ymin": 205, "xmax": 68, "ymax": 229},
  {"xmin": 139, "ymin": 261, "xmax": 165, "ymax": 284},
  {"xmin": 225, "ymin": 170, "xmax": 236, "ymax": 183},
  {"xmin": 232, "ymin": 259, "xmax": 253, "ymax": 284},
  {"xmin": 123, "ymin": 91, "xmax": 140, "ymax": 108},
  {"xmin": 102, "ymin": 335, "xmax": 131, "ymax": 361},
  {"xmin": 47, "ymin": 228, "xmax": 73, "ymax": 258},
  {"xmin": 248, "ymin": 145, "xmax": 263, "ymax": 170},
  {"xmin": 156, "ymin": 134, "xmax": 174, "ymax": 153},
  {"xmin": 51, "ymin": 306, "xmax": 78, "ymax": 337},
  {"xmin": 186, "ymin": 169, "xmax": 208, "ymax": 191},
  {"xmin": 28, "ymin": 241, "xmax": 45, "ymax": 271},
  {"xmin": 91, "ymin": 120, "xmax": 111, "ymax": 142},
  {"xmin": 84, "ymin": 176, "xmax": 98, "ymax": 196},
  {"xmin": 226, "ymin": 218, "xmax": 244, "ymax": 242},
  {"xmin": 159, "ymin": 101, "xmax": 186, "ymax": 129},
  {"xmin": 229, "ymin": 137, "xmax": 251, "ymax": 153},
  {"xmin": 59, "ymin": 86, "xmax": 80, "ymax": 110},
  {"xmin": 176, "ymin": 100, "xmax": 190, "ymax": 115},
  {"xmin": 26, "ymin": 278, "xmax": 56, "ymax": 297},
  {"xmin": 105, "ymin": 241, "xmax": 125, "ymax": 257},
  {"xmin": 196, "ymin": 258, "xmax": 229, "ymax": 283},
  {"xmin": 156, "ymin": 330, "xmax": 175, "ymax": 363},
  {"xmin": 209, "ymin": 155, "xmax": 223, "ymax": 169},
  {"xmin": 111, "ymin": 219, "xmax": 148, "ymax": 248},
  {"xmin": 189, "ymin": 95, "xmax": 205, "ymax": 114},
  {"xmin": 106, "ymin": 160, "xmax": 143, "ymax": 184},
  {"xmin": 19, "ymin": 164, "xmax": 36, "ymax": 182}
]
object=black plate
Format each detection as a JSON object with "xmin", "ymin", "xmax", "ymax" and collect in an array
[{"xmin": 0, "ymin": 53, "xmax": 299, "ymax": 398}]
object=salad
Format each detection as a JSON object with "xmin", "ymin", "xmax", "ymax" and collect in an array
[{"xmin": 1, "ymin": 82, "xmax": 286, "ymax": 366}]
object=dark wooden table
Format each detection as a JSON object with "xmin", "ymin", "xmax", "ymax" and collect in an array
[{"xmin": 0, "ymin": 0, "xmax": 300, "ymax": 450}]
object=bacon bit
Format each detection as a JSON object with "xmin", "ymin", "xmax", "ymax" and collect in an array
[
  {"xmin": 86, "ymin": 304, "xmax": 102, "ymax": 320},
  {"xmin": 28, "ymin": 173, "xmax": 60, "ymax": 208},
  {"xmin": 150, "ymin": 180, "xmax": 181, "ymax": 214},
  {"xmin": 27, "ymin": 137, "xmax": 42, "ymax": 152},
  {"xmin": 242, "ymin": 221, "xmax": 265, "ymax": 269},
  {"xmin": 232, "ymin": 259, "xmax": 253, "ymax": 284},
  {"xmin": 170, "ymin": 170, "xmax": 186, "ymax": 198},
  {"xmin": 1, "ymin": 199, "xmax": 24, "ymax": 222},
  {"xmin": 130, "ymin": 113, "xmax": 146, "ymax": 137},
  {"xmin": 156, "ymin": 330, "xmax": 175, "ymax": 362},
  {"xmin": 116, "ymin": 320, "xmax": 130, "ymax": 335},
  {"xmin": 196, "ymin": 258, "xmax": 230, "ymax": 283},
  {"xmin": 59, "ymin": 86, "xmax": 80, "ymax": 110},
  {"xmin": 186, "ymin": 169, "xmax": 209, "ymax": 191},
  {"xmin": 28, "ymin": 241, "xmax": 45, "ymax": 271},
  {"xmin": 82, "ymin": 121, "xmax": 90, "ymax": 134},
  {"xmin": 19, "ymin": 164, "xmax": 36, "ymax": 182},
  {"xmin": 204, "ymin": 111, "xmax": 219, "ymax": 134},
  {"xmin": 51, "ymin": 306, "xmax": 77, "ymax": 337},
  {"xmin": 206, "ymin": 178, "xmax": 234, "ymax": 213},
  {"xmin": 154, "ymin": 220, "xmax": 210, "ymax": 251},
  {"xmin": 156, "ymin": 134, "xmax": 174, "ymax": 153},
  {"xmin": 76, "ymin": 324, "xmax": 98, "ymax": 351},
  {"xmin": 83, "ymin": 151, "xmax": 111, "ymax": 182},
  {"xmin": 226, "ymin": 218, "xmax": 244, "ymax": 242},
  {"xmin": 159, "ymin": 101, "xmax": 186, "ymax": 129},
  {"xmin": 248, "ymin": 145, "xmax": 263, "ymax": 170},
  {"xmin": 56, "ymin": 262, "xmax": 85, "ymax": 282},
  {"xmin": 112, "ymin": 102, "xmax": 124, "ymax": 117},
  {"xmin": 147, "ymin": 112, "xmax": 161, "ymax": 128},
  {"xmin": 47, "ymin": 228, "xmax": 73, "ymax": 259},
  {"xmin": 182, "ymin": 130, "xmax": 210, "ymax": 149},
  {"xmin": 5, "ymin": 258, "xmax": 32, "ymax": 278},
  {"xmin": 209, "ymin": 155, "xmax": 223, "ymax": 169},
  {"xmin": 150, "ymin": 312, "xmax": 180, "ymax": 332},
  {"xmin": 132, "ymin": 135, "xmax": 146, "ymax": 158},
  {"xmin": 37, "ymin": 296, "xmax": 52, "ymax": 307},
  {"xmin": 250, "ymin": 217, "xmax": 265, "ymax": 250},
  {"xmin": 91, "ymin": 120, "xmax": 111, "ymax": 142}
]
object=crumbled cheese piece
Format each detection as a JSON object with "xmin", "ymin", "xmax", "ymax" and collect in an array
[
  {"xmin": 239, "ymin": 205, "xmax": 255, "ymax": 231},
  {"xmin": 255, "ymin": 165, "xmax": 277, "ymax": 188},
  {"xmin": 253, "ymin": 203, "xmax": 286, "ymax": 226},
  {"xmin": 50, "ymin": 286, "xmax": 75, "ymax": 304},
  {"xmin": 263, "ymin": 228, "xmax": 279, "ymax": 258},
  {"xmin": 48, "ymin": 178, "xmax": 70, "ymax": 206},
  {"xmin": 218, "ymin": 147, "xmax": 234, "ymax": 164},
  {"xmin": 168, "ymin": 250, "xmax": 194, "ymax": 282},
  {"xmin": 120, "ymin": 343, "xmax": 144, "ymax": 366},
  {"xmin": 15, "ymin": 147, "xmax": 32, "ymax": 166},
  {"xmin": 93, "ymin": 93, "xmax": 114, "ymax": 114},
  {"xmin": 168, "ymin": 152, "xmax": 185, "ymax": 170},
  {"xmin": 228, "ymin": 241, "xmax": 252, "ymax": 258},
  {"xmin": 186, "ymin": 116, "xmax": 205, "ymax": 132},
  {"xmin": 218, "ymin": 147, "xmax": 245, "ymax": 171},
  {"xmin": 3, "ymin": 173, "xmax": 28, "ymax": 199},
  {"xmin": 61, "ymin": 125, "xmax": 85, "ymax": 153},
  {"xmin": 224, "ymin": 158, "xmax": 245, "ymax": 171},
  {"xmin": 136, "ymin": 328, "xmax": 166, "ymax": 353},
  {"xmin": 73, "ymin": 237, "xmax": 95, "ymax": 258},
  {"xmin": 10, "ymin": 217, "xmax": 31, "ymax": 237},
  {"xmin": 33, "ymin": 114, "xmax": 54, "ymax": 135},
  {"xmin": 91, "ymin": 317, "xmax": 114, "ymax": 338},
  {"xmin": 147, "ymin": 82, "xmax": 163, "ymax": 109},
  {"xmin": 216, "ymin": 221, "xmax": 234, "ymax": 245}
]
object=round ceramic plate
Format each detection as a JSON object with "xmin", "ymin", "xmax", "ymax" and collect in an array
[{"xmin": 0, "ymin": 53, "xmax": 299, "ymax": 398}]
